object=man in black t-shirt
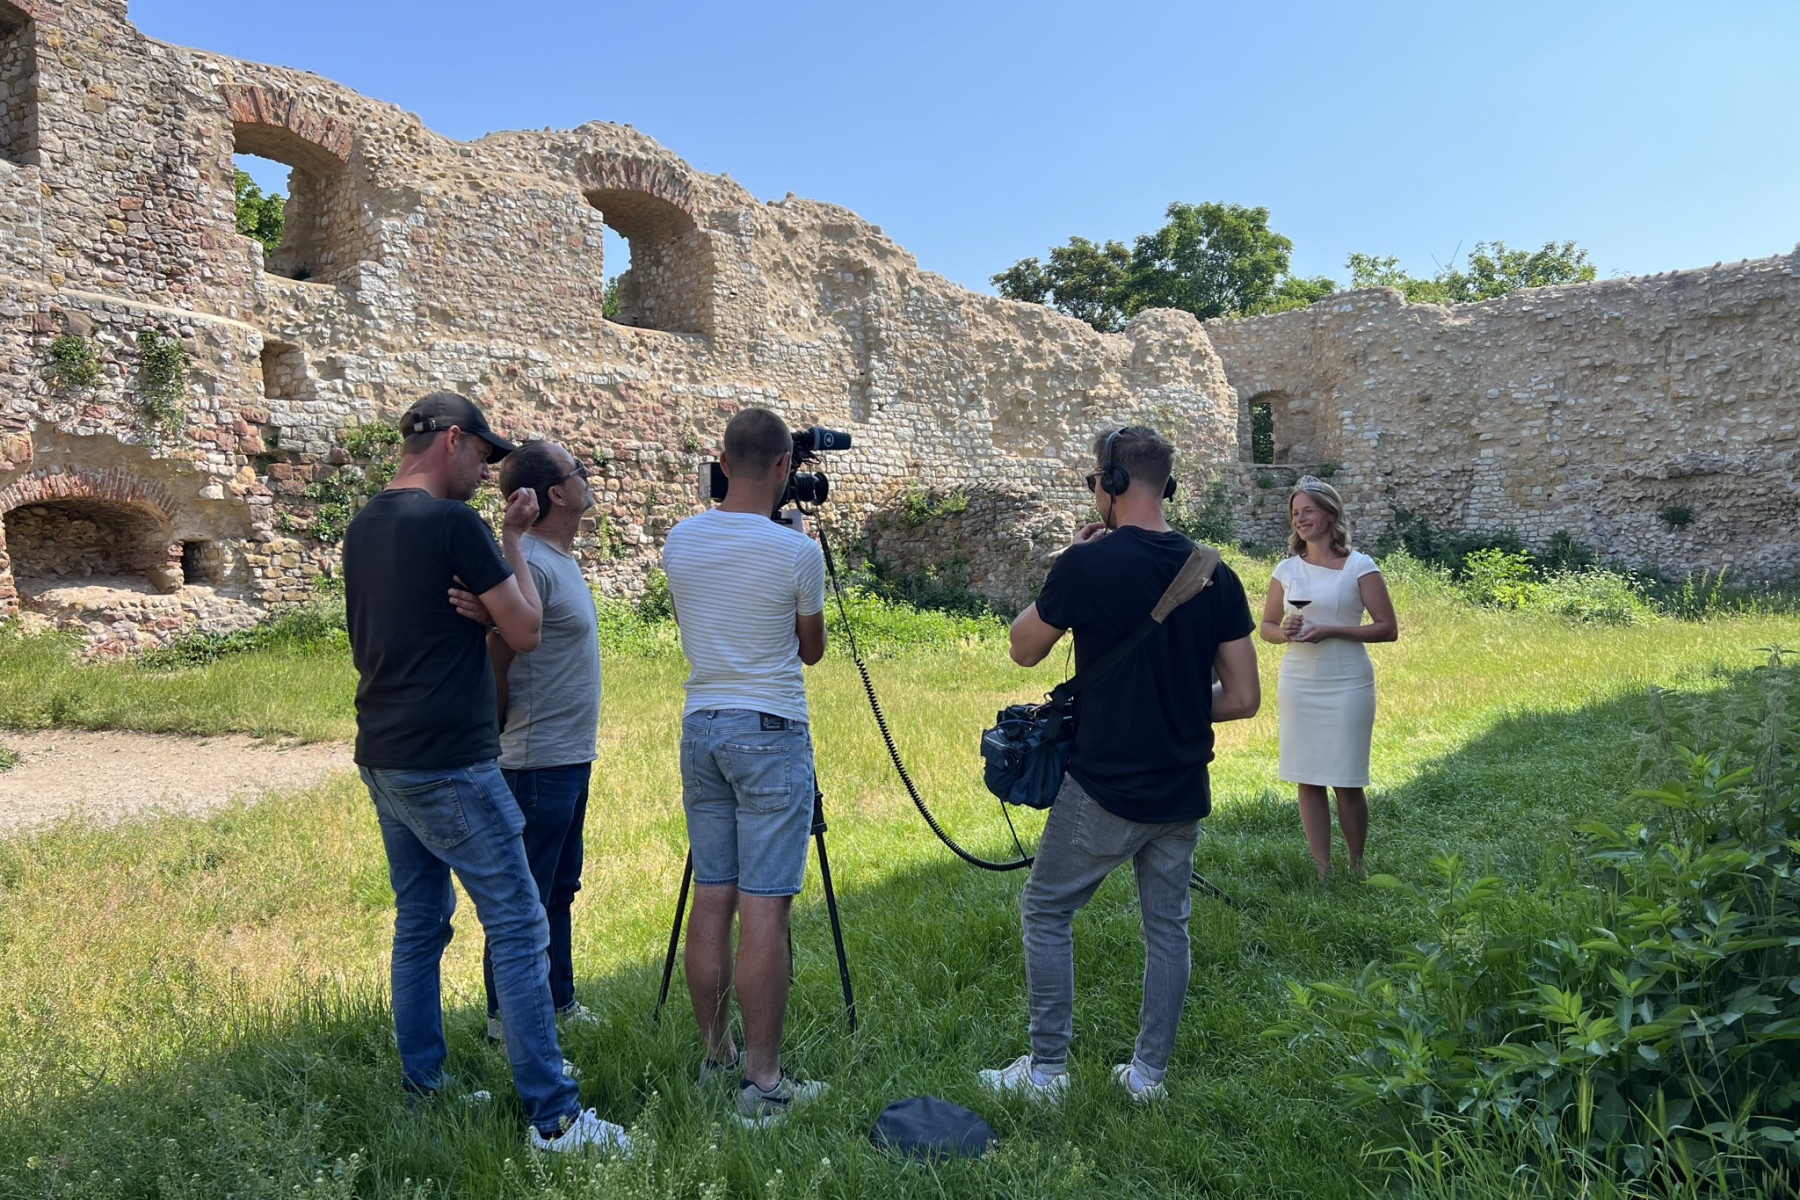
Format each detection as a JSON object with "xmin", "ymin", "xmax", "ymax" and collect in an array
[
  {"xmin": 343, "ymin": 391, "xmax": 627, "ymax": 1154},
  {"xmin": 978, "ymin": 425, "xmax": 1260, "ymax": 1104}
]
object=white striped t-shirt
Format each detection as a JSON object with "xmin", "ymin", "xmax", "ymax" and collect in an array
[{"xmin": 661, "ymin": 508, "xmax": 826, "ymax": 722}]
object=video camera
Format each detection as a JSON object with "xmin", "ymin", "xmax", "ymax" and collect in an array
[{"xmin": 704, "ymin": 425, "xmax": 852, "ymax": 519}]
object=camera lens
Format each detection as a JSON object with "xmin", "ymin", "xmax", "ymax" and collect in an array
[{"xmin": 791, "ymin": 472, "xmax": 829, "ymax": 504}]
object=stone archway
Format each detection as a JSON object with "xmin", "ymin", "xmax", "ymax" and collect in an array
[{"xmin": 0, "ymin": 467, "xmax": 183, "ymax": 610}]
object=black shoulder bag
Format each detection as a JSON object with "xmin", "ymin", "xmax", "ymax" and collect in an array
[{"xmin": 980, "ymin": 543, "xmax": 1223, "ymax": 809}]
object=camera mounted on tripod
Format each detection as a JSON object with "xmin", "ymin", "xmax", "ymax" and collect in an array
[{"xmin": 704, "ymin": 425, "xmax": 853, "ymax": 520}]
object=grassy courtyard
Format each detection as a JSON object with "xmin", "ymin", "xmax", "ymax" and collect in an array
[{"xmin": 0, "ymin": 557, "xmax": 1794, "ymax": 1198}]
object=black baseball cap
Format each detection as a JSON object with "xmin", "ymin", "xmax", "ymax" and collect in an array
[{"xmin": 398, "ymin": 391, "xmax": 518, "ymax": 463}]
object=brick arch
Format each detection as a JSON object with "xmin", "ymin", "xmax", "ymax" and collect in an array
[
  {"xmin": 573, "ymin": 151, "xmax": 698, "ymax": 223},
  {"xmin": 0, "ymin": 467, "xmax": 181, "ymax": 610},
  {"xmin": 0, "ymin": 465, "xmax": 180, "ymax": 521},
  {"xmin": 222, "ymin": 84, "xmax": 351, "ymax": 171}
]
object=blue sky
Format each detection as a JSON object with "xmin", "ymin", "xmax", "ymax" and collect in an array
[{"xmin": 137, "ymin": 0, "xmax": 1800, "ymax": 295}]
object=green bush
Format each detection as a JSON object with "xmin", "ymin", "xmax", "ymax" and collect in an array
[
  {"xmin": 142, "ymin": 599, "xmax": 349, "ymax": 669},
  {"xmin": 1169, "ymin": 478, "xmax": 1234, "ymax": 545},
  {"xmin": 1459, "ymin": 547, "xmax": 1539, "ymax": 609},
  {"xmin": 895, "ymin": 486, "xmax": 969, "ymax": 528},
  {"xmin": 1535, "ymin": 568, "xmax": 1654, "ymax": 626},
  {"xmin": 46, "ymin": 332, "xmax": 103, "ymax": 391},
  {"xmin": 1269, "ymin": 656, "xmax": 1800, "ymax": 1191}
]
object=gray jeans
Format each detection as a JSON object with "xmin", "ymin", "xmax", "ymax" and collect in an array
[{"xmin": 1022, "ymin": 773, "xmax": 1200, "ymax": 1083}]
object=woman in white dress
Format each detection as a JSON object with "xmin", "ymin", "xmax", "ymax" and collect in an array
[{"xmin": 1259, "ymin": 477, "xmax": 1398, "ymax": 880}]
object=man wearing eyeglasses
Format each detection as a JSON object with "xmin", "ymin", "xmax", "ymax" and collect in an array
[{"xmin": 452, "ymin": 439, "xmax": 602, "ymax": 1053}]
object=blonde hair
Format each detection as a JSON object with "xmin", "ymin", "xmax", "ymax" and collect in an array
[{"xmin": 1288, "ymin": 475, "xmax": 1350, "ymax": 558}]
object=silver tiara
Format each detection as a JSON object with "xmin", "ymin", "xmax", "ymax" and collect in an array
[{"xmin": 1295, "ymin": 474, "xmax": 1328, "ymax": 491}]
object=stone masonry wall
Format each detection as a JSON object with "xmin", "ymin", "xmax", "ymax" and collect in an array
[
  {"xmin": 1204, "ymin": 258, "xmax": 1800, "ymax": 581},
  {"xmin": 0, "ymin": 0, "xmax": 1790, "ymax": 652},
  {"xmin": 0, "ymin": 0, "xmax": 1239, "ymax": 647}
]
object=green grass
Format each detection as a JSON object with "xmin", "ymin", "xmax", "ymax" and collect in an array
[{"xmin": 0, "ymin": 565, "xmax": 1796, "ymax": 1197}]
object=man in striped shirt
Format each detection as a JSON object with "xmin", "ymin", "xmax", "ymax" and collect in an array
[{"xmin": 661, "ymin": 407, "xmax": 829, "ymax": 1127}]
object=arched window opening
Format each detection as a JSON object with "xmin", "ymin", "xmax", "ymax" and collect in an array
[
  {"xmin": 584, "ymin": 188, "xmax": 711, "ymax": 336},
  {"xmin": 0, "ymin": 2, "xmax": 37, "ymax": 167},
  {"xmin": 2, "ymin": 498, "xmax": 174, "ymax": 589},
  {"xmin": 230, "ymin": 123, "xmax": 362, "ymax": 283}
]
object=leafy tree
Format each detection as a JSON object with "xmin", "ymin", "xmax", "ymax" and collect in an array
[
  {"xmin": 602, "ymin": 274, "xmax": 623, "ymax": 318},
  {"xmin": 1259, "ymin": 273, "xmax": 1339, "ymax": 313},
  {"xmin": 993, "ymin": 201, "xmax": 1337, "ymax": 331},
  {"xmin": 992, "ymin": 236, "xmax": 1130, "ymax": 331},
  {"xmin": 1125, "ymin": 201, "xmax": 1301, "ymax": 320},
  {"xmin": 1347, "ymin": 241, "xmax": 1595, "ymax": 304},
  {"xmin": 234, "ymin": 169, "xmax": 285, "ymax": 256}
]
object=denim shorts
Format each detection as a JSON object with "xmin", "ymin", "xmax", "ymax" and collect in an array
[{"xmin": 679, "ymin": 708, "xmax": 814, "ymax": 897}]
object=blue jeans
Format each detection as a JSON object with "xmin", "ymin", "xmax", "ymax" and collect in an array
[
  {"xmin": 360, "ymin": 761, "xmax": 580, "ymax": 1135},
  {"xmin": 482, "ymin": 762, "xmax": 591, "ymax": 1019},
  {"xmin": 679, "ymin": 709, "xmax": 814, "ymax": 897}
]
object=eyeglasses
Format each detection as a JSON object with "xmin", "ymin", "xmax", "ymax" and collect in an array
[
  {"xmin": 1083, "ymin": 472, "xmax": 1100, "ymax": 491},
  {"xmin": 560, "ymin": 460, "xmax": 591, "ymax": 483}
]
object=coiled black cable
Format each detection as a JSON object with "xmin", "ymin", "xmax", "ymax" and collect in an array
[
  {"xmin": 815, "ymin": 524, "xmax": 1034, "ymax": 872},
  {"xmin": 811, "ymin": 514, "xmax": 1240, "ymax": 909}
]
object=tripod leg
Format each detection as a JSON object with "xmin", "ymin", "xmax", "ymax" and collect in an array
[
  {"xmin": 653, "ymin": 851, "xmax": 694, "ymax": 1025},
  {"xmin": 811, "ymin": 790, "xmax": 858, "ymax": 1032}
]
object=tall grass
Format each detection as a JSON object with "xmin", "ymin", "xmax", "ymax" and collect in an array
[{"xmin": 0, "ymin": 564, "xmax": 1796, "ymax": 1196}]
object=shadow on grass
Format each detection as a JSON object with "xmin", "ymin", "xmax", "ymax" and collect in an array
[{"xmin": 0, "ymin": 676, "xmax": 1714, "ymax": 1199}]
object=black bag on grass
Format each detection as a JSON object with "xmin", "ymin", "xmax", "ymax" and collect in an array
[{"xmin": 869, "ymin": 1095, "xmax": 996, "ymax": 1163}]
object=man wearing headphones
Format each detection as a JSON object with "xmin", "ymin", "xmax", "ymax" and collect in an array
[{"xmin": 980, "ymin": 424, "xmax": 1260, "ymax": 1102}]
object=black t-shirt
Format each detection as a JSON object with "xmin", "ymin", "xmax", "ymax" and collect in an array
[
  {"xmin": 344, "ymin": 488, "xmax": 513, "ymax": 770},
  {"xmin": 1033, "ymin": 527, "xmax": 1255, "ymax": 823}
]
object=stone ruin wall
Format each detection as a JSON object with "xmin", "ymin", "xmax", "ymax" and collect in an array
[
  {"xmin": 1203, "ymin": 255, "xmax": 1800, "ymax": 581},
  {"xmin": 0, "ymin": 0, "xmax": 1237, "ymax": 651},
  {"xmin": 0, "ymin": 0, "xmax": 1792, "ymax": 655}
]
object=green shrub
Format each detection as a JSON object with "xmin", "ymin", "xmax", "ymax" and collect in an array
[
  {"xmin": 1459, "ymin": 547, "xmax": 1539, "ymax": 609},
  {"xmin": 286, "ymin": 423, "xmax": 401, "ymax": 545},
  {"xmin": 134, "ymin": 329, "xmax": 189, "ymax": 431},
  {"xmin": 141, "ymin": 599, "xmax": 349, "ymax": 669},
  {"xmin": 45, "ymin": 332, "xmax": 102, "ymax": 391},
  {"xmin": 1169, "ymin": 479, "xmax": 1234, "ymax": 545},
  {"xmin": 1535, "ymin": 568, "xmax": 1653, "ymax": 626},
  {"xmin": 1269, "ymin": 657, "xmax": 1800, "ymax": 1191},
  {"xmin": 895, "ymin": 486, "xmax": 970, "ymax": 528},
  {"xmin": 852, "ymin": 558, "xmax": 996, "ymax": 620}
]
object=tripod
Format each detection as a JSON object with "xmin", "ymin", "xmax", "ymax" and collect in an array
[{"xmin": 653, "ymin": 787, "xmax": 858, "ymax": 1032}]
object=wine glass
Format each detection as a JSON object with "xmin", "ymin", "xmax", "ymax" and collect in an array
[{"xmin": 1285, "ymin": 575, "xmax": 1312, "ymax": 640}]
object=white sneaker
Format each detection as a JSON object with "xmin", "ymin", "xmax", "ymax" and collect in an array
[
  {"xmin": 978, "ymin": 1054, "xmax": 1067, "ymax": 1102},
  {"xmin": 559, "ymin": 1002, "xmax": 599, "ymax": 1027},
  {"xmin": 734, "ymin": 1070, "xmax": 829, "ymax": 1129},
  {"xmin": 1111, "ymin": 1061, "xmax": 1166, "ymax": 1101},
  {"xmin": 530, "ymin": 1108, "xmax": 630, "ymax": 1154}
]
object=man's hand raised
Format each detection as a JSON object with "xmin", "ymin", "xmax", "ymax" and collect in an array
[{"xmin": 501, "ymin": 487, "xmax": 539, "ymax": 539}]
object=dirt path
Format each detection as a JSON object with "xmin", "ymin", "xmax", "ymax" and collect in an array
[{"xmin": 0, "ymin": 729, "xmax": 353, "ymax": 835}]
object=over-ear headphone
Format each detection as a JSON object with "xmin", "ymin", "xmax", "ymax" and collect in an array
[{"xmin": 1099, "ymin": 426, "xmax": 1178, "ymax": 501}]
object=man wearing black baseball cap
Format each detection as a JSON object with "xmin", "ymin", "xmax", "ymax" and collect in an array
[{"xmin": 342, "ymin": 390, "xmax": 629, "ymax": 1153}]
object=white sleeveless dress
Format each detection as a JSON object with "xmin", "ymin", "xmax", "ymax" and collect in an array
[{"xmin": 1272, "ymin": 551, "xmax": 1381, "ymax": 788}]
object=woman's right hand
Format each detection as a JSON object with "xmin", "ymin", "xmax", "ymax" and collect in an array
[{"xmin": 1280, "ymin": 610, "xmax": 1306, "ymax": 638}]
